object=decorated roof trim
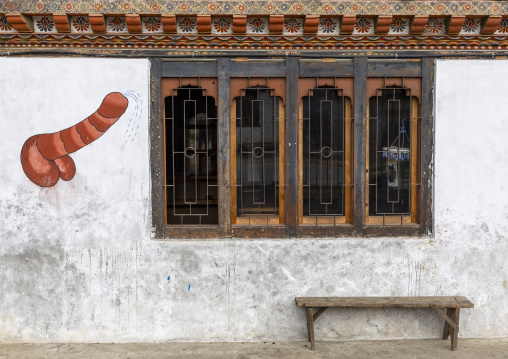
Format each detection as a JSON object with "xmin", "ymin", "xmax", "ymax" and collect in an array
[
  {"xmin": 2, "ymin": 14, "xmax": 508, "ymax": 37},
  {"xmin": 1, "ymin": 1, "xmax": 508, "ymax": 16},
  {"xmin": 2, "ymin": 32, "xmax": 508, "ymax": 52}
]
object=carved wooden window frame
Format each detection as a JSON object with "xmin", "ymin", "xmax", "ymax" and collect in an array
[
  {"xmin": 229, "ymin": 77, "xmax": 286, "ymax": 228},
  {"xmin": 366, "ymin": 77, "xmax": 421, "ymax": 226},
  {"xmin": 150, "ymin": 57, "xmax": 434, "ymax": 239},
  {"xmin": 298, "ymin": 77, "xmax": 355, "ymax": 227}
]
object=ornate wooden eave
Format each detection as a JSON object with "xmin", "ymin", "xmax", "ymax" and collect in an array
[{"xmin": 1, "ymin": 1, "xmax": 508, "ymax": 54}]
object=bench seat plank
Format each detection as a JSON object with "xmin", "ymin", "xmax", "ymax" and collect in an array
[{"xmin": 295, "ymin": 296, "xmax": 474, "ymax": 308}]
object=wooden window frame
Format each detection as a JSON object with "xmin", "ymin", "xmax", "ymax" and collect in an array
[
  {"xmin": 365, "ymin": 78, "xmax": 421, "ymax": 226},
  {"xmin": 150, "ymin": 56, "xmax": 434, "ymax": 239},
  {"xmin": 298, "ymin": 77, "xmax": 354, "ymax": 227},
  {"xmin": 229, "ymin": 77, "xmax": 286, "ymax": 228}
]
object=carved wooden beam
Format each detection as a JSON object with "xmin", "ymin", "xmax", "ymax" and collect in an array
[
  {"xmin": 6, "ymin": 13, "xmax": 33, "ymax": 32},
  {"xmin": 126, "ymin": 14, "xmax": 141, "ymax": 33},
  {"xmin": 341, "ymin": 15, "xmax": 356, "ymax": 35},
  {"xmin": 410, "ymin": 16, "xmax": 428, "ymax": 35},
  {"xmin": 447, "ymin": 16, "xmax": 465, "ymax": 35},
  {"xmin": 376, "ymin": 16, "xmax": 392, "ymax": 35},
  {"xmin": 89, "ymin": 14, "xmax": 105, "ymax": 33},
  {"xmin": 233, "ymin": 15, "xmax": 247, "ymax": 34},
  {"xmin": 197, "ymin": 15, "xmax": 211, "ymax": 34},
  {"xmin": 304, "ymin": 15, "xmax": 319, "ymax": 35},
  {"xmin": 481, "ymin": 16, "xmax": 502, "ymax": 35},
  {"xmin": 53, "ymin": 14, "xmax": 70, "ymax": 33},
  {"xmin": 269, "ymin": 15, "xmax": 284, "ymax": 34},
  {"xmin": 161, "ymin": 15, "xmax": 176, "ymax": 33}
]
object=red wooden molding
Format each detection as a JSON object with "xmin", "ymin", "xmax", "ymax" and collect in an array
[
  {"xmin": 53, "ymin": 14, "xmax": 70, "ymax": 33},
  {"xmin": 341, "ymin": 15, "xmax": 356, "ymax": 35},
  {"xmin": 410, "ymin": 16, "xmax": 429, "ymax": 35},
  {"xmin": 6, "ymin": 13, "xmax": 33, "ymax": 32},
  {"xmin": 197, "ymin": 15, "xmax": 211, "ymax": 33},
  {"xmin": 126, "ymin": 14, "xmax": 141, "ymax": 33},
  {"xmin": 161, "ymin": 15, "xmax": 177, "ymax": 33},
  {"xmin": 89, "ymin": 14, "xmax": 105, "ymax": 33},
  {"xmin": 376, "ymin": 16, "xmax": 392, "ymax": 35},
  {"xmin": 269, "ymin": 15, "xmax": 284, "ymax": 34},
  {"xmin": 233, "ymin": 15, "xmax": 247, "ymax": 34},
  {"xmin": 447, "ymin": 16, "xmax": 465, "ymax": 35},
  {"xmin": 304, "ymin": 15, "xmax": 319, "ymax": 35},
  {"xmin": 481, "ymin": 16, "xmax": 502, "ymax": 35}
]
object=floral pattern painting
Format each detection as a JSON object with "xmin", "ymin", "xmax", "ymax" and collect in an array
[
  {"xmin": 107, "ymin": 17, "xmax": 127, "ymax": 33},
  {"xmin": 0, "ymin": 16, "xmax": 14, "ymax": 32},
  {"xmin": 142, "ymin": 17, "xmax": 162, "ymax": 33},
  {"xmin": 33, "ymin": 16, "xmax": 56, "ymax": 33},
  {"xmin": 495, "ymin": 18, "xmax": 508, "ymax": 34},
  {"xmin": 212, "ymin": 17, "xmax": 233, "ymax": 35},
  {"xmin": 247, "ymin": 17, "xmax": 268, "ymax": 34},
  {"xmin": 177, "ymin": 17, "xmax": 197, "ymax": 34},
  {"xmin": 71, "ymin": 16, "xmax": 92, "ymax": 33},
  {"xmin": 388, "ymin": 18, "xmax": 409, "ymax": 34},
  {"xmin": 283, "ymin": 18, "xmax": 304, "ymax": 35},
  {"xmin": 424, "ymin": 18, "xmax": 446, "ymax": 34},
  {"xmin": 318, "ymin": 17, "xmax": 340, "ymax": 35},
  {"xmin": 460, "ymin": 18, "xmax": 481, "ymax": 34},
  {"xmin": 353, "ymin": 18, "xmax": 374, "ymax": 35}
]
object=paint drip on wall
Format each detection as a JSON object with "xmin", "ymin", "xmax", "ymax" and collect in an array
[{"xmin": 20, "ymin": 92, "xmax": 129, "ymax": 187}]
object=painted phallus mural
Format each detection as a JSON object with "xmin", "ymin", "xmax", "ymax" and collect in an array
[{"xmin": 21, "ymin": 92, "xmax": 129, "ymax": 187}]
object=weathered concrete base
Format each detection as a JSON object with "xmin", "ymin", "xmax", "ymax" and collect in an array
[{"xmin": 1, "ymin": 339, "xmax": 508, "ymax": 359}]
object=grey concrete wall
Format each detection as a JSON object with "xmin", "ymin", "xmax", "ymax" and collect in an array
[{"xmin": 0, "ymin": 58, "xmax": 506, "ymax": 343}]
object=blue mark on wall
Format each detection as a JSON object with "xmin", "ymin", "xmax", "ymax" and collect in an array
[{"xmin": 188, "ymin": 284, "xmax": 191, "ymax": 291}]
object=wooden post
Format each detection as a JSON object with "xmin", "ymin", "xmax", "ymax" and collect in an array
[
  {"xmin": 306, "ymin": 307, "xmax": 315, "ymax": 350},
  {"xmin": 286, "ymin": 57, "xmax": 299, "ymax": 237},
  {"xmin": 353, "ymin": 57, "xmax": 368, "ymax": 234},
  {"xmin": 451, "ymin": 308, "xmax": 460, "ymax": 351},
  {"xmin": 217, "ymin": 58, "xmax": 231, "ymax": 238},
  {"xmin": 149, "ymin": 58, "xmax": 164, "ymax": 238},
  {"xmin": 420, "ymin": 58, "xmax": 435, "ymax": 236},
  {"xmin": 442, "ymin": 307, "xmax": 452, "ymax": 340}
]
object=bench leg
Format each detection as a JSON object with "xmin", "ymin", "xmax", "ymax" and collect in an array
[
  {"xmin": 306, "ymin": 307, "xmax": 315, "ymax": 351},
  {"xmin": 450, "ymin": 308, "xmax": 460, "ymax": 351},
  {"xmin": 442, "ymin": 308, "xmax": 452, "ymax": 340}
]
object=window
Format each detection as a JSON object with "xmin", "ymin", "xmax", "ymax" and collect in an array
[
  {"xmin": 366, "ymin": 78, "xmax": 421, "ymax": 225},
  {"xmin": 230, "ymin": 78, "xmax": 286, "ymax": 227},
  {"xmin": 151, "ymin": 57, "xmax": 434, "ymax": 238},
  {"xmin": 162, "ymin": 78, "xmax": 218, "ymax": 225},
  {"xmin": 299, "ymin": 78, "xmax": 354, "ymax": 226}
]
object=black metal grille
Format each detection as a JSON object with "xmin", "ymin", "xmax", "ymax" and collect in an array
[
  {"xmin": 368, "ymin": 86, "xmax": 420, "ymax": 223},
  {"xmin": 302, "ymin": 87, "xmax": 349, "ymax": 220},
  {"xmin": 164, "ymin": 83, "xmax": 218, "ymax": 225},
  {"xmin": 234, "ymin": 87, "xmax": 282, "ymax": 219}
]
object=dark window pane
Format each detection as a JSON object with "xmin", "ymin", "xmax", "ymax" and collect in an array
[
  {"xmin": 165, "ymin": 86, "xmax": 218, "ymax": 225},
  {"xmin": 236, "ymin": 88, "xmax": 280, "ymax": 216},
  {"xmin": 302, "ymin": 87, "xmax": 345, "ymax": 216},
  {"xmin": 368, "ymin": 88, "xmax": 411, "ymax": 216}
]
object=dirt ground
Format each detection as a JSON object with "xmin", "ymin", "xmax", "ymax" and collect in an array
[{"xmin": 1, "ymin": 338, "xmax": 508, "ymax": 359}]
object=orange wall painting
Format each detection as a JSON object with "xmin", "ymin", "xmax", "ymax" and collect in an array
[{"xmin": 20, "ymin": 92, "xmax": 129, "ymax": 187}]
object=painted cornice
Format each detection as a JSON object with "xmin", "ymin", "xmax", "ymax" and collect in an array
[{"xmin": 1, "ymin": 1, "xmax": 508, "ymax": 16}]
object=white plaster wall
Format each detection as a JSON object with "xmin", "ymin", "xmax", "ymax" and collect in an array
[{"xmin": 0, "ymin": 58, "xmax": 507, "ymax": 343}]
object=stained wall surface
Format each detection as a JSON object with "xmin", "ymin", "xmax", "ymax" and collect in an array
[{"xmin": 0, "ymin": 58, "xmax": 506, "ymax": 342}]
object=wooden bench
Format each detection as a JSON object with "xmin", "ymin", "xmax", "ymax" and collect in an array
[{"xmin": 295, "ymin": 296, "xmax": 474, "ymax": 351}]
